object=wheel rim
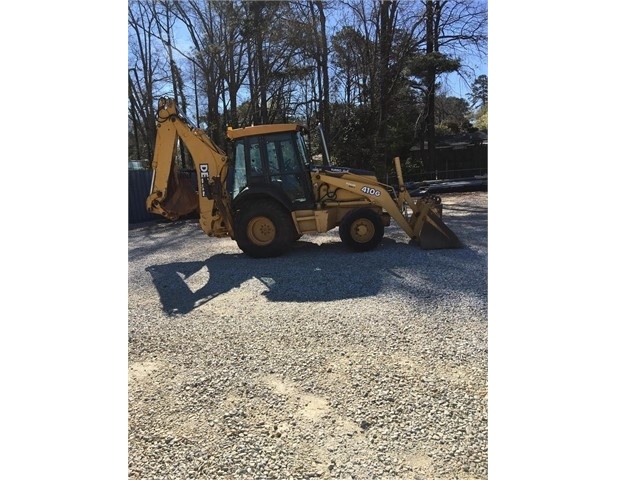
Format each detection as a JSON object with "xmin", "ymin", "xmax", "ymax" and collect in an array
[
  {"xmin": 350, "ymin": 218, "xmax": 375, "ymax": 243},
  {"xmin": 247, "ymin": 216, "xmax": 276, "ymax": 245}
]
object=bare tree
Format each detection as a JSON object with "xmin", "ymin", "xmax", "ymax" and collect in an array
[
  {"xmin": 212, "ymin": 0, "xmax": 248, "ymax": 128},
  {"xmin": 128, "ymin": 0, "xmax": 170, "ymax": 160},
  {"xmin": 169, "ymin": 0, "xmax": 227, "ymax": 144},
  {"xmin": 307, "ymin": 1, "xmax": 332, "ymax": 137}
]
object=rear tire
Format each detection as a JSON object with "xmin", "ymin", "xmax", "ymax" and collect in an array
[
  {"xmin": 234, "ymin": 200, "xmax": 295, "ymax": 258},
  {"xmin": 339, "ymin": 208, "xmax": 384, "ymax": 252}
]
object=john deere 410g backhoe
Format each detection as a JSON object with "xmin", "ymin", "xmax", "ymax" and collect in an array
[{"xmin": 146, "ymin": 97, "xmax": 461, "ymax": 258}]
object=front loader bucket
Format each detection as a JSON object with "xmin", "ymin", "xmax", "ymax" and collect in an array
[
  {"xmin": 419, "ymin": 210, "xmax": 462, "ymax": 249},
  {"xmin": 411, "ymin": 195, "xmax": 461, "ymax": 249}
]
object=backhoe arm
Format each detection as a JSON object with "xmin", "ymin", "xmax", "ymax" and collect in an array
[{"xmin": 146, "ymin": 98, "xmax": 234, "ymax": 238}]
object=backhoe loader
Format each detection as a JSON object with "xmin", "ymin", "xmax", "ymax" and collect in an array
[{"xmin": 146, "ymin": 97, "xmax": 460, "ymax": 258}]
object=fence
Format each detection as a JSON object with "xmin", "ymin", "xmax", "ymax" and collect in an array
[
  {"xmin": 128, "ymin": 170, "xmax": 198, "ymax": 224},
  {"xmin": 129, "ymin": 170, "xmax": 155, "ymax": 223},
  {"xmin": 411, "ymin": 144, "xmax": 487, "ymax": 182}
]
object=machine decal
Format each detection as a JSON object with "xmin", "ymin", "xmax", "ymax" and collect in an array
[
  {"xmin": 361, "ymin": 186, "xmax": 382, "ymax": 197},
  {"xmin": 199, "ymin": 164, "xmax": 209, "ymax": 196}
]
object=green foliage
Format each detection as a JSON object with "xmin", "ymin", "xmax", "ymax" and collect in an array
[
  {"xmin": 435, "ymin": 123, "xmax": 453, "ymax": 136},
  {"xmin": 327, "ymin": 84, "xmax": 421, "ymax": 172},
  {"xmin": 434, "ymin": 96, "xmax": 471, "ymax": 132},
  {"xmin": 328, "ymin": 103, "xmax": 374, "ymax": 170},
  {"xmin": 401, "ymin": 156, "xmax": 424, "ymax": 180},
  {"xmin": 474, "ymin": 105, "xmax": 488, "ymax": 131},
  {"xmin": 407, "ymin": 52, "xmax": 462, "ymax": 79}
]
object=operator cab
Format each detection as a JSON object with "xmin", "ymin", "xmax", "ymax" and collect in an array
[{"xmin": 227, "ymin": 124, "xmax": 315, "ymax": 210}]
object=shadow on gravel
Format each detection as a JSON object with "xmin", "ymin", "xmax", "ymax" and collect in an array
[
  {"xmin": 146, "ymin": 243, "xmax": 384, "ymax": 314},
  {"xmin": 128, "ymin": 220, "xmax": 203, "ymax": 263},
  {"xmin": 146, "ymin": 236, "xmax": 487, "ymax": 315}
]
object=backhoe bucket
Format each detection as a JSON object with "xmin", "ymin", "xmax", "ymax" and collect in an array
[
  {"xmin": 419, "ymin": 210, "xmax": 462, "ymax": 249},
  {"xmin": 163, "ymin": 172, "xmax": 199, "ymax": 219}
]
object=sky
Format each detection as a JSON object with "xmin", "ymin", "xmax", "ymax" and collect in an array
[
  {"xmin": 2, "ymin": 2, "xmax": 638, "ymax": 480},
  {"xmin": 442, "ymin": 65, "xmax": 488, "ymax": 101}
]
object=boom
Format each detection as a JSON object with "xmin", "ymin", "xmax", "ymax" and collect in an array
[{"xmin": 146, "ymin": 98, "xmax": 234, "ymax": 238}]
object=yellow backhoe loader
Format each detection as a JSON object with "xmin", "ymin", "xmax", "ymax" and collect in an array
[{"xmin": 146, "ymin": 97, "xmax": 460, "ymax": 258}]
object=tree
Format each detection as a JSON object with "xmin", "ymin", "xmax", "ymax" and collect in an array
[
  {"xmin": 169, "ymin": 0, "xmax": 228, "ymax": 144},
  {"xmin": 466, "ymin": 74, "xmax": 487, "ymax": 131},
  {"xmin": 407, "ymin": 0, "xmax": 487, "ymax": 176},
  {"xmin": 331, "ymin": 0, "xmax": 425, "ymax": 176},
  {"xmin": 331, "ymin": 26, "xmax": 365, "ymax": 106},
  {"xmin": 317, "ymin": 1, "xmax": 332, "ymax": 135},
  {"xmin": 209, "ymin": 0, "xmax": 248, "ymax": 130},
  {"xmin": 407, "ymin": 50, "xmax": 461, "ymax": 171},
  {"xmin": 127, "ymin": 0, "xmax": 487, "ymax": 175},
  {"xmin": 468, "ymin": 74, "xmax": 487, "ymax": 109},
  {"xmin": 435, "ymin": 95, "xmax": 471, "ymax": 132},
  {"xmin": 474, "ymin": 106, "xmax": 487, "ymax": 131},
  {"xmin": 128, "ymin": 0, "xmax": 170, "ymax": 160}
]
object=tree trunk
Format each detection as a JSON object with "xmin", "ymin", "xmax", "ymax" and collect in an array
[
  {"xmin": 425, "ymin": 0, "xmax": 437, "ymax": 177},
  {"xmin": 313, "ymin": 1, "xmax": 331, "ymax": 140},
  {"xmin": 376, "ymin": 0, "xmax": 397, "ymax": 178}
]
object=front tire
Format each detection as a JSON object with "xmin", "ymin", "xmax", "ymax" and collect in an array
[
  {"xmin": 339, "ymin": 208, "xmax": 385, "ymax": 252},
  {"xmin": 234, "ymin": 200, "xmax": 295, "ymax": 258}
]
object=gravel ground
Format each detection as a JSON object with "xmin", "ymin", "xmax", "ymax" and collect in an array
[{"xmin": 128, "ymin": 191, "xmax": 488, "ymax": 480}]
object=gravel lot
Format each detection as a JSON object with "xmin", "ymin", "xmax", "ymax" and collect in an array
[{"xmin": 128, "ymin": 191, "xmax": 488, "ymax": 480}]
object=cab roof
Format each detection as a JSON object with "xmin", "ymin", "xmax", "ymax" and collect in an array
[{"xmin": 226, "ymin": 123, "xmax": 307, "ymax": 140}]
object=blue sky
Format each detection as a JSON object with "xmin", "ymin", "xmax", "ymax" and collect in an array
[{"xmin": 442, "ymin": 65, "xmax": 488, "ymax": 102}]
